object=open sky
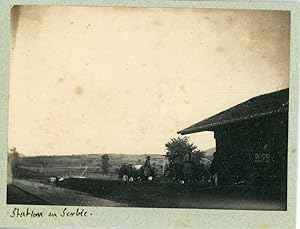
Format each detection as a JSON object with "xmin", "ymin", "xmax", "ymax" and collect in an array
[{"xmin": 9, "ymin": 6, "xmax": 290, "ymax": 156}]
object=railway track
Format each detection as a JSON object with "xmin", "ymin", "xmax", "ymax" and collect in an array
[{"xmin": 7, "ymin": 184, "xmax": 51, "ymax": 205}]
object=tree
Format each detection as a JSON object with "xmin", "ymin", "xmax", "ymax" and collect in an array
[
  {"xmin": 8, "ymin": 147, "xmax": 20, "ymax": 178},
  {"xmin": 165, "ymin": 137, "xmax": 204, "ymax": 165},
  {"xmin": 101, "ymin": 154, "xmax": 110, "ymax": 175},
  {"xmin": 9, "ymin": 147, "xmax": 19, "ymax": 168},
  {"xmin": 165, "ymin": 137, "xmax": 205, "ymax": 181}
]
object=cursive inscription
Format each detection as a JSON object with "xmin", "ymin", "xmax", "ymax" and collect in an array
[
  {"xmin": 60, "ymin": 208, "xmax": 89, "ymax": 217},
  {"xmin": 10, "ymin": 207, "xmax": 92, "ymax": 218},
  {"xmin": 10, "ymin": 208, "xmax": 43, "ymax": 218}
]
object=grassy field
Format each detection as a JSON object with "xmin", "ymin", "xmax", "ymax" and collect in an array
[{"xmin": 16, "ymin": 153, "xmax": 167, "ymax": 179}]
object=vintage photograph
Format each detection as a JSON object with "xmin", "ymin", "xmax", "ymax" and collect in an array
[{"xmin": 7, "ymin": 6, "xmax": 290, "ymax": 210}]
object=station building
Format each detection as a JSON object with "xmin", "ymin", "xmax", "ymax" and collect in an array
[{"xmin": 178, "ymin": 89, "xmax": 289, "ymax": 194}]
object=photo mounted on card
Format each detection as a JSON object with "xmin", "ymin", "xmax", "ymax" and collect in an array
[{"xmin": 0, "ymin": 1, "xmax": 299, "ymax": 229}]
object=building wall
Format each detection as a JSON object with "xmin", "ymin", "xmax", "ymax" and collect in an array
[{"xmin": 211, "ymin": 112, "xmax": 288, "ymax": 189}]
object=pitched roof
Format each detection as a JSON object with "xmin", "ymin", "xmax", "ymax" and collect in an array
[{"xmin": 178, "ymin": 88, "xmax": 289, "ymax": 135}]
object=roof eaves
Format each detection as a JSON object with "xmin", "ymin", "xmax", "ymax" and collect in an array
[{"xmin": 177, "ymin": 107, "xmax": 288, "ymax": 135}]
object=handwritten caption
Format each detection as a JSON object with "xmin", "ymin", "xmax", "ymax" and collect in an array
[{"xmin": 10, "ymin": 207, "xmax": 93, "ymax": 218}]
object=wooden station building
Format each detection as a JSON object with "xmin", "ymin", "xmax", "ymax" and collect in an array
[{"xmin": 178, "ymin": 89, "xmax": 289, "ymax": 193}]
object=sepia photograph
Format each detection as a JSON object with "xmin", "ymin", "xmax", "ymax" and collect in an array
[{"xmin": 7, "ymin": 5, "xmax": 290, "ymax": 211}]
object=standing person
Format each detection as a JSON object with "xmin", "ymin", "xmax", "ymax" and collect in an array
[
  {"xmin": 212, "ymin": 172, "xmax": 218, "ymax": 187},
  {"xmin": 183, "ymin": 152, "xmax": 193, "ymax": 183},
  {"xmin": 143, "ymin": 156, "xmax": 151, "ymax": 180}
]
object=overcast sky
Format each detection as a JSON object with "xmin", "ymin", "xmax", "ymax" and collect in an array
[{"xmin": 9, "ymin": 6, "xmax": 290, "ymax": 156}]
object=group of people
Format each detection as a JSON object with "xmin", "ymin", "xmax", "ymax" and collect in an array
[
  {"xmin": 119, "ymin": 153, "xmax": 218, "ymax": 186},
  {"xmin": 119, "ymin": 156, "xmax": 155, "ymax": 181},
  {"xmin": 183, "ymin": 152, "xmax": 221, "ymax": 186}
]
